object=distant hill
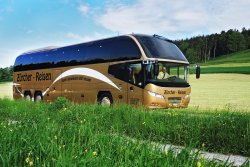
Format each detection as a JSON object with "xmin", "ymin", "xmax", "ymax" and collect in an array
[
  {"xmin": 191, "ymin": 50, "xmax": 250, "ymax": 74},
  {"xmin": 201, "ymin": 49, "xmax": 250, "ymax": 66}
]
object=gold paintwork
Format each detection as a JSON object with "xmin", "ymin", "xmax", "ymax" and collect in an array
[
  {"xmin": 144, "ymin": 84, "xmax": 191, "ymax": 108},
  {"xmin": 13, "ymin": 35, "xmax": 191, "ymax": 109}
]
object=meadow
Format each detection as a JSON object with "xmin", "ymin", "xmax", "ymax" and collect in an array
[
  {"xmin": 189, "ymin": 74, "xmax": 250, "ymax": 110},
  {"xmin": 0, "ymin": 98, "xmax": 249, "ymax": 166},
  {"xmin": 0, "ymin": 82, "xmax": 12, "ymax": 99},
  {"xmin": 190, "ymin": 50, "xmax": 250, "ymax": 74},
  {"xmin": 0, "ymin": 50, "xmax": 249, "ymax": 166}
]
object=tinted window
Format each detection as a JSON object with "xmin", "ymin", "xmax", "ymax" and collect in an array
[
  {"xmin": 134, "ymin": 35, "xmax": 188, "ymax": 62},
  {"xmin": 128, "ymin": 63, "xmax": 142, "ymax": 86},
  {"xmin": 109, "ymin": 37, "xmax": 141, "ymax": 61},
  {"xmin": 85, "ymin": 40, "xmax": 110, "ymax": 63},
  {"xmin": 14, "ymin": 36, "xmax": 141, "ymax": 72},
  {"xmin": 108, "ymin": 63, "xmax": 128, "ymax": 82}
]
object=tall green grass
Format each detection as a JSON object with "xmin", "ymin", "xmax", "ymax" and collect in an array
[
  {"xmin": 190, "ymin": 50, "xmax": 250, "ymax": 74},
  {"xmin": 0, "ymin": 98, "xmax": 249, "ymax": 166}
]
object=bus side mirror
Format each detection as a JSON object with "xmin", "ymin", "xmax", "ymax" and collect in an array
[
  {"xmin": 196, "ymin": 64, "xmax": 200, "ymax": 79},
  {"xmin": 154, "ymin": 64, "xmax": 159, "ymax": 76}
]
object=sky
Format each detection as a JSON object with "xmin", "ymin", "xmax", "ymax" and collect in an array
[{"xmin": 0, "ymin": 0, "xmax": 249, "ymax": 68}]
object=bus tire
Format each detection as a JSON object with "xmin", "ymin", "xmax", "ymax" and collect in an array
[
  {"xmin": 24, "ymin": 91, "xmax": 32, "ymax": 101},
  {"xmin": 98, "ymin": 92, "xmax": 113, "ymax": 107},
  {"xmin": 35, "ymin": 92, "xmax": 43, "ymax": 102}
]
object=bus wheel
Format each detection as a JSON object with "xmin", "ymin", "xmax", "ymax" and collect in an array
[
  {"xmin": 98, "ymin": 93, "xmax": 113, "ymax": 107},
  {"xmin": 24, "ymin": 92, "xmax": 32, "ymax": 101},
  {"xmin": 35, "ymin": 92, "xmax": 43, "ymax": 102}
]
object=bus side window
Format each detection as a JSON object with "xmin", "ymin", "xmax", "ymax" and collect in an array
[
  {"xmin": 128, "ymin": 63, "xmax": 142, "ymax": 86},
  {"xmin": 108, "ymin": 63, "xmax": 128, "ymax": 82}
]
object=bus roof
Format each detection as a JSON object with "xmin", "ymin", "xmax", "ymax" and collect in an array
[
  {"xmin": 21, "ymin": 46, "xmax": 59, "ymax": 55},
  {"xmin": 14, "ymin": 34, "xmax": 188, "ymax": 72},
  {"xmin": 14, "ymin": 35, "xmax": 141, "ymax": 72}
]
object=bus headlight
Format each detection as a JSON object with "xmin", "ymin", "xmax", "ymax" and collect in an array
[
  {"xmin": 147, "ymin": 91, "xmax": 164, "ymax": 99},
  {"xmin": 184, "ymin": 94, "xmax": 190, "ymax": 99}
]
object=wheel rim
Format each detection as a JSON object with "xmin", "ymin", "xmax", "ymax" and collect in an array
[
  {"xmin": 25, "ymin": 95, "xmax": 31, "ymax": 101},
  {"xmin": 101, "ymin": 97, "xmax": 111, "ymax": 106},
  {"xmin": 35, "ymin": 95, "xmax": 42, "ymax": 102}
]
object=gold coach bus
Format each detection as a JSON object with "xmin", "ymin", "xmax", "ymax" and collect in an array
[{"xmin": 13, "ymin": 34, "xmax": 199, "ymax": 108}]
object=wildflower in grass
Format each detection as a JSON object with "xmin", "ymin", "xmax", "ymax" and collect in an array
[
  {"xmin": 25, "ymin": 157, "xmax": 30, "ymax": 163},
  {"xmin": 29, "ymin": 161, "xmax": 33, "ymax": 166},
  {"xmin": 92, "ymin": 151, "xmax": 97, "ymax": 156},
  {"xmin": 25, "ymin": 157, "xmax": 33, "ymax": 166},
  {"xmin": 81, "ymin": 149, "xmax": 88, "ymax": 156},
  {"xmin": 28, "ymin": 151, "xmax": 32, "ymax": 156},
  {"xmin": 197, "ymin": 161, "xmax": 202, "ymax": 167}
]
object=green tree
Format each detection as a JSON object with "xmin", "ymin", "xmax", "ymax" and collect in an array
[
  {"xmin": 227, "ymin": 30, "xmax": 246, "ymax": 53},
  {"xmin": 0, "ymin": 66, "xmax": 13, "ymax": 82}
]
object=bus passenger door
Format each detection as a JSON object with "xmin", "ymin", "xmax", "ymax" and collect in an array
[
  {"xmin": 48, "ymin": 69, "xmax": 62, "ymax": 101},
  {"xmin": 127, "ymin": 63, "xmax": 143, "ymax": 105}
]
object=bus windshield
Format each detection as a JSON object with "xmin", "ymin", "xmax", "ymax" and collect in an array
[
  {"xmin": 134, "ymin": 35, "xmax": 188, "ymax": 62},
  {"xmin": 145, "ymin": 62, "xmax": 189, "ymax": 87}
]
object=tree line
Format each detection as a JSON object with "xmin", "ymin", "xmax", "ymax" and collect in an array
[
  {"xmin": 175, "ymin": 27, "xmax": 250, "ymax": 63},
  {"xmin": 0, "ymin": 66, "xmax": 13, "ymax": 82}
]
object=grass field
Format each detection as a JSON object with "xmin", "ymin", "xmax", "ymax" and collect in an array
[
  {"xmin": 189, "ymin": 74, "xmax": 250, "ymax": 110},
  {"xmin": 0, "ymin": 82, "xmax": 12, "ymax": 99},
  {"xmin": 201, "ymin": 50, "xmax": 250, "ymax": 66},
  {"xmin": 190, "ymin": 50, "xmax": 250, "ymax": 74},
  {"xmin": 0, "ymin": 98, "xmax": 249, "ymax": 166},
  {"xmin": 0, "ymin": 50, "xmax": 250, "ymax": 166}
]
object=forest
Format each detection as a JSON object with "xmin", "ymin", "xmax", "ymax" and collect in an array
[
  {"xmin": 0, "ymin": 66, "xmax": 13, "ymax": 82},
  {"xmin": 175, "ymin": 27, "xmax": 250, "ymax": 63},
  {"xmin": 0, "ymin": 27, "xmax": 249, "ymax": 82}
]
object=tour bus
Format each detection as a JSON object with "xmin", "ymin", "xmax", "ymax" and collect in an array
[{"xmin": 13, "ymin": 34, "xmax": 199, "ymax": 108}]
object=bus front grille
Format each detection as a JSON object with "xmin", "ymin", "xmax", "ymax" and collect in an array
[{"xmin": 168, "ymin": 97, "xmax": 182, "ymax": 103}]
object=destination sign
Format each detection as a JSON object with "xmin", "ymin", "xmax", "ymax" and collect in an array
[{"xmin": 164, "ymin": 90, "xmax": 186, "ymax": 95}]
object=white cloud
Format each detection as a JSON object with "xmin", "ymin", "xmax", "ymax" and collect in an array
[
  {"xmin": 78, "ymin": 4, "xmax": 89, "ymax": 15},
  {"xmin": 206, "ymin": 0, "xmax": 250, "ymax": 33},
  {"xmin": 97, "ymin": 0, "xmax": 250, "ymax": 38}
]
